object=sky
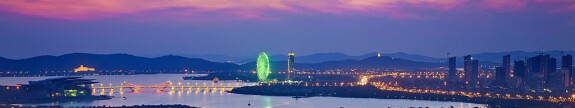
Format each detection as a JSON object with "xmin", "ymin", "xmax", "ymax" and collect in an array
[{"xmin": 0, "ymin": 0, "xmax": 574, "ymax": 59}]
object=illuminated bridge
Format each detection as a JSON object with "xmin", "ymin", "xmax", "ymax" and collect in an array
[
  {"xmin": 90, "ymin": 81, "xmax": 251, "ymax": 93},
  {"xmin": 123, "ymin": 81, "xmax": 170, "ymax": 92}
]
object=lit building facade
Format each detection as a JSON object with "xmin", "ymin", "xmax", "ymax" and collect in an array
[
  {"xmin": 464, "ymin": 55, "xmax": 472, "ymax": 83},
  {"xmin": 563, "ymin": 55, "xmax": 573, "ymax": 87},
  {"xmin": 503, "ymin": 55, "xmax": 511, "ymax": 78},
  {"xmin": 472, "ymin": 60, "xmax": 479, "ymax": 84},
  {"xmin": 74, "ymin": 65, "xmax": 95, "ymax": 72},
  {"xmin": 287, "ymin": 51, "xmax": 295, "ymax": 81},
  {"xmin": 526, "ymin": 54, "xmax": 556, "ymax": 89}
]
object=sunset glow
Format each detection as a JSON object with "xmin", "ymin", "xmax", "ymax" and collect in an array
[{"xmin": 0, "ymin": 0, "xmax": 573, "ymax": 21}]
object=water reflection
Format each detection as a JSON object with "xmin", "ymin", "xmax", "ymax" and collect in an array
[
  {"xmin": 0, "ymin": 74, "xmax": 487, "ymax": 108},
  {"xmin": 263, "ymin": 96, "xmax": 272, "ymax": 108}
]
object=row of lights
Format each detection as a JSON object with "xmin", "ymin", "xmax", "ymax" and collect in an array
[{"xmin": 363, "ymin": 73, "xmax": 575, "ymax": 103}]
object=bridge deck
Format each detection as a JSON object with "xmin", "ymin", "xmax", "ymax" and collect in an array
[{"xmin": 91, "ymin": 86, "xmax": 242, "ymax": 89}]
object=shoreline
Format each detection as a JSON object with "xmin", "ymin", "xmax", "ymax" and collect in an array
[
  {"xmin": 229, "ymin": 84, "xmax": 575, "ymax": 108},
  {"xmin": 0, "ymin": 95, "xmax": 113, "ymax": 104},
  {"xmin": 3, "ymin": 104, "xmax": 199, "ymax": 108}
]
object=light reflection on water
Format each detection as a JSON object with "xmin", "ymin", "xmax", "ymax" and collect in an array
[
  {"xmin": 262, "ymin": 96, "xmax": 272, "ymax": 108},
  {"xmin": 0, "ymin": 74, "xmax": 487, "ymax": 108}
]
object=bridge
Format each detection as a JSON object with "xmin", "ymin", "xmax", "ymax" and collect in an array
[
  {"xmin": 123, "ymin": 81, "xmax": 170, "ymax": 92},
  {"xmin": 90, "ymin": 81, "xmax": 249, "ymax": 92}
]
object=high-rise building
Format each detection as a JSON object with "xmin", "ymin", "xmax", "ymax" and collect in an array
[
  {"xmin": 496, "ymin": 67, "xmax": 506, "ymax": 87},
  {"xmin": 514, "ymin": 60, "xmax": 527, "ymax": 78},
  {"xmin": 548, "ymin": 58, "xmax": 557, "ymax": 84},
  {"xmin": 472, "ymin": 60, "xmax": 479, "ymax": 82},
  {"xmin": 287, "ymin": 51, "xmax": 295, "ymax": 81},
  {"xmin": 514, "ymin": 60, "xmax": 526, "ymax": 87},
  {"xmin": 448, "ymin": 57, "xmax": 456, "ymax": 80},
  {"xmin": 562, "ymin": 55, "xmax": 573, "ymax": 87},
  {"xmin": 563, "ymin": 55, "xmax": 573, "ymax": 77},
  {"xmin": 526, "ymin": 55, "xmax": 542, "ymax": 88},
  {"xmin": 563, "ymin": 68, "xmax": 571, "ymax": 88},
  {"xmin": 503, "ymin": 55, "xmax": 511, "ymax": 77},
  {"xmin": 549, "ymin": 58, "xmax": 557, "ymax": 73},
  {"xmin": 464, "ymin": 55, "xmax": 473, "ymax": 83},
  {"xmin": 526, "ymin": 54, "xmax": 556, "ymax": 88},
  {"xmin": 526, "ymin": 57, "xmax": 537, "ymax": 75}
]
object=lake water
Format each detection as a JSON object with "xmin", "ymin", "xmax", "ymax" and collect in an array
[{"xmin": 0, "ymin": 74, "xmax": 487, "ymax": 108}]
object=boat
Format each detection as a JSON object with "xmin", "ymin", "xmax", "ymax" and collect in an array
[
  {"xmin": 183, "ymin": 76, "xmax": 194, "ymax": 80},
  {"xmin": 213, "ymin": 77, "xmax": 219, "ymax": 83},
  {"xmin": 292, "ymin": 96, "xmax": 309, "ymax": 99}
]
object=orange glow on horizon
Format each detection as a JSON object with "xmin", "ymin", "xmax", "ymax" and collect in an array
[{"xmin": 74, "ymin": 65, "xmax": 95, "ymax": 72}]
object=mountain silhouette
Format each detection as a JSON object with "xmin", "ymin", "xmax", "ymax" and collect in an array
[
  {"xmin": 240, "ymin": 56, "xmax": 442, "ymax": 71},
  {"xmin": 2, "ymin": 50, "xmax": 572, "ymax": 75},
  {"xmin": 0, "ymin": 53, "xmax": 240, "ymax": 73}
]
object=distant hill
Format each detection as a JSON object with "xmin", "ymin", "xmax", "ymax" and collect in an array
[
  {"xmin": 178, "ymin": 54, "xmax": 248, "ymax": 63},
  {"xmin": 0, "ymin": 53, "xmax": 240, "ymax": 73},
  {"xmin": 270, "ymin": 53, "xmax": 355, "ymax": 63},
  {"xmin": 462, "ymin": 50, "xmax": 575, "ymax": 63},
  {"xmin": 1, "ymin": 50, "xmax": 573, "ymax": 74},
  {"xmin": 0, "ymin": 53, "xmax": 448, "ymax": 74},
  {"xmin": 0, "ymin": 57, "xmax": 9, "ymax": 62},
  {"xmin": 240, "ymin": 56, "xmax": 443, "ymax": 71},
  {"xmin": 191, "ymin": 51, "xmax": 574, "ymax": 66},
  {"xmin": 190, "ymin": 52, "xmax": 357, "ymax": 64},
  {"xmin": 0, "ymin": 57, "xmax": 11, "ymax": 69},
  {"xmin": 228, "ymin": 52, "xmax": 446, "ymax": 64},
  {"xmin": 0, "ymin": 53, "xmax": 447, "ymax": 75},
  {"xmin": 303, "ymin": 56, "xmax": 443, "ymax": 70}
]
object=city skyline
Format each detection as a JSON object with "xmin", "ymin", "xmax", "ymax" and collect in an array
[
  {"xmin": 1, "ymin": 0, "xmax": 574, "ymax": 59},
  {"xmin": 2, "ymin": 1, "xmax": 575, "ymax": 107}
]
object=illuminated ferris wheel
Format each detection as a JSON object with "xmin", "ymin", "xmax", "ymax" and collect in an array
[{"xmin": 257, "ymin": 52, "xmax": 270, "ymax": 82}]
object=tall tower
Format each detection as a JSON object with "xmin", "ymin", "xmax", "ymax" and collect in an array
[
  {"xmin": 548, "ymin": 58, "xmax": 557, "ymax": 85},
  {"xmin": 464, "ymin": 55, "xmax": 473, "ymax": 83},
  {"xmin": 526, "ymin": 54, "xmax": 555, "ymax": 88},
  {"xmin": 563, "ymin": 55, "xmax": 573, "ymax": 87},
  {"xmin": 496, "ymin": 67, "xmax": 506, "ymax": 87},
  {"xmin": 503, "ymin": 55, "xmax": 511, "ymax": 77},
  {"xmin": 287, "ymin": 51, "xmax": 295, "ymax": 81},
  {"xmin": 472, "ymin": 59, "xmax": 479, "ymax": 84},
  {"xmin": 514, "ymin": 60, "xmax": 526, "ymax": 87},
  {"xmin": 448, "ymin": 57, "xmax": 456, "ymax": 80},
  {"xmin": 503, "ymin": 55, "xmax": 511, "ymax": 87},
  {"xmin": 564, "ymin": 55, "xmax": 573, "ymax": 77}
]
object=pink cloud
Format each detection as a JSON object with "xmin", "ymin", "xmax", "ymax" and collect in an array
[
  {"xmin": 481, "ymin": 0, "xmax": 529, "ymax": 12},
  {"xmin": 531, "ymin": 0, "xmax": 575, "ymax": 14},
  {"xmin": 0, "ymin": 0, "xmax": 295, "ymax": 20},
  {"xmin": 0, "ymin": 0, "xmax": 573, "ymax": 21},
  {"xmin": 549, "ymin": 3, "xmax": 575, "ymax": 13},
  {"xmin": 403, "ymin": 0, "xmax": 468, "ymax": 11}
]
